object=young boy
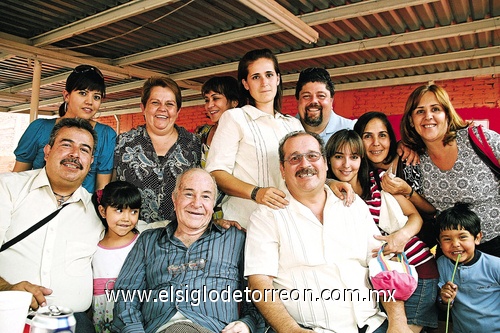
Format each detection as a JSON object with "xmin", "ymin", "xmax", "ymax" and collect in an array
[{"xmin": 436, "ymin": 202, "xmax": 500, "ymax": 333}]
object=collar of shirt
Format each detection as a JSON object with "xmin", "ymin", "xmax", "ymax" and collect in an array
[
  {"xmin": 450, "ymin": 249, "xmax": 482, "ymax": 267},
  {"xmin": 159, "ymin": 219, "xmax": 225, "ymax": 246},
  {"xmin": 241, "ymin": 104, "xmax": 290, "ymax": 121},
  {"xmin": 31, "ymin": 168, "xmax": 89, "ymax": 210}
]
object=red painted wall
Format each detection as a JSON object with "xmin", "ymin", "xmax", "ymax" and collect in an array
[{"xmin": 97, "ymin": 76, "xmax": 499, "ymax": 137}]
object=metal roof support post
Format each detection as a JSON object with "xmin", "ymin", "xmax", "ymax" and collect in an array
[
  {"xmin": 29, "ymin": 58, "xmax": 42, "ymax": 122},
  {"xmin": 114, "ymin": 114, "xmax": 120, "ymax": 134}
]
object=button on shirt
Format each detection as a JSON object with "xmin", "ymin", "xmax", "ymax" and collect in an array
[
  {"xmin": 205, "ymin": 105, "xmax": 303, "ymax": 228},
  {"xmin": 0, "ymin": 168, "xmax": 103, "ymax": 311},
  {"xmin": 114, "ymin": 124, "xmax": 201, "ymax": 223},
  {"xmin": 112, "ymin": 221, "xmax": 262, "ymax": 333},
  {"xmin": 245, "ymin": 186, "xmax": 386, "ymax": 333}
]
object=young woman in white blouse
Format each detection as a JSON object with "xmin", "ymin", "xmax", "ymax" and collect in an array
[
  {"xmin": 206, "ymin": 49, "xmax": 352, "ymax": 228},
  {"xmin": 205, "ymin": 49, "xmax": 304, "ymax": 228}
]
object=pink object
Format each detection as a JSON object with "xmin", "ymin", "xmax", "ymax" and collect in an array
[{"xmin": 369, "ymin": 245, "xmax": 418, "ymax": 301}]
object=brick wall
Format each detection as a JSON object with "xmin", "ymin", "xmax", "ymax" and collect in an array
[
  {"xmin": 97, "ymin": 76, "xmax": 499, "ymax": 134},
  {"xmin": 334, "ymin": 76, "xmax": 499, "ymax": 120},
  {"xmin": 3, "ymin": 76, "xmax": 495, "ymax": 173}
]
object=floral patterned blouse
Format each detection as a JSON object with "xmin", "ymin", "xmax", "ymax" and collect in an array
[
  {"xmin": 420, "ymin": 127, "xmax": 500, "ymax": 242},
  {"xmin": 114, "ymin": 124, "xmax": 201, "ymax": 223}
]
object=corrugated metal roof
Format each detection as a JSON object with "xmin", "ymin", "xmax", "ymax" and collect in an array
[{"xmin": 0, "ymin": 0, "xmax": 498, "ymax": 115}]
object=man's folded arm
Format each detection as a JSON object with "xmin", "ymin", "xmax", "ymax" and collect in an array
[
  {"xmin": 247, "ymin": 274, "xmax": 310, "ymax": 333},
  {"xmin": 381, "ymin": 300, "xmax": 413, "ymax": 333}
]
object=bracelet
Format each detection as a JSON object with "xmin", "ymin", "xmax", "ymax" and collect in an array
[
  {"xmin": 251, "ymin": 186, "xmax": 261, "ymax": 201},
  {"xmin": 405, "ymin": 187, "xmax": 414, "ymax": 199}
]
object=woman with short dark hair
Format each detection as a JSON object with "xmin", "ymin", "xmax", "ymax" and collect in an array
[
  {"xmin": 114, "ymin": 76, "xmax": 200, "ymax": 223},
  {"xmin": 14, "ymin": 64, "xmax": 116, "ymax": 192}
]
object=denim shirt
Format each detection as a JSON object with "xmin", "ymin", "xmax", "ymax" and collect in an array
[{"xmin": 112, "ymin": 221, "xmax": 263, "ymax": 333}]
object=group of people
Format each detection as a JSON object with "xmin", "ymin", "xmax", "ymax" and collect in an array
[{"xmin": 0, "ymin": 48, "xmax": 498, "ymax": 333}]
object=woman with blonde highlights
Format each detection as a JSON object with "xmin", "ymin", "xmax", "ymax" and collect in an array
[
  {"xmin": 400, "ymin": 84, "xmax": 500, "ymax": 257},
  {"xmin": 114, "ymin": 76, "xmax": 200, "ymax": 223}
]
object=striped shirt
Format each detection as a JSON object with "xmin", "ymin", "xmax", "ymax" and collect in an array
[
  {"xmin": 365, "ymin": 171, "xmax": 437, "ymax": 278},
  {"xmin": 112, "ymin": 221, "xmax": 262, "ymax": 333},
  {"xmin": 245, "ymin": 186, "xmax": 387, "ymax": 332}
]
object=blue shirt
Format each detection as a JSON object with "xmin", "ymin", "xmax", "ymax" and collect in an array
[
  {"xmin": 112, "ymin": 221, "xmax": 263, "ymax": 333},
  {"xmin": 317, "ymin": 110, "xmax": 357, "ymax": 143},
  {"xmin": 14, "ymin": 118, "xmax": 116, "ymax": 193},
  {"xmin": 296, "ymin": 110, "xmax": 357, "ymax": 143},
  {"xmin": 437, "ymin": 250, "xmax": 500, "ymax": 333}
]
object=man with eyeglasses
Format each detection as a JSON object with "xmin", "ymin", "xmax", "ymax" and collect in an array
[
  {"xmin": 245, "ymin": 131, "xmax": 413, "ymax": 333},
  {"xmin": 295, "ymin": 67, "xmax": 357, "ymax": 143},
  {"xmin": 295, "ymin": 68, "xmax": 418, "ymax": 166},
  {"xmin": 112, "ymin": 168, "xmax": 263, "ymax": 333}
]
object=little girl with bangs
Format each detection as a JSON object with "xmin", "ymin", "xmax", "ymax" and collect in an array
[{"xmin": 91, "ymin": 181, "xmax": 141, "ymax": 333}]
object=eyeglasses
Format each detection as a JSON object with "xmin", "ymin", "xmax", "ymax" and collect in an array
[
  {"xmin": 284, "ymin": 152, "xmax": 322, "ymax": 165},
  {"xmin": 73, "ymin": 65, "xmax": 104, "ymax": 79},
  {"xmin": 168, "ymin": 258, "xmax": 207, "ymax": 277}
]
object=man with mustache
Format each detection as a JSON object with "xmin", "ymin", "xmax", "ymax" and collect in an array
[
  {"xmin": 0, "ymin": 118, "xmax": 103, "ymax": 332},
  {"xmin": 296, "ymin": 67, "xmax": 356, "ymax": 143},
  {"xmin": 245, "ymin": 131, "xmax": 413, "ymax": 333}
]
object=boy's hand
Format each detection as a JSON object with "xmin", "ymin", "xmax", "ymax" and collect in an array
[{"xmin": 440, "ymin": 281, "xmax": 458, "ymax": 304}]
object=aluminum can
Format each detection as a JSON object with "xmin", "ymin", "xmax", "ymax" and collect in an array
[{"xmin": 29, "ymin": 305, "xmax": 76, "ymax": 333}]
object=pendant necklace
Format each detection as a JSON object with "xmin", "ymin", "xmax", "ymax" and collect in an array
[{"xmin": 53, "ymin": 191, "xmax": 73, "ymax": 206}]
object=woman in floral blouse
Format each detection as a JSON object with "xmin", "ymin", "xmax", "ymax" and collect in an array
[{"xmin": 114, "ymin": 76, "xmax": 200, "ymax": 223}]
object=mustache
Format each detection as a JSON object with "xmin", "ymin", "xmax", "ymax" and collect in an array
[
  {"xmin": 60, "ymin": 158, "xmax": 83, "ymax": 170},
  {"xmin": 306, "ymin": 103, "xmax": 322, "ymax": 111},
  {"xmin": 295, "ymin": 167, "xmax": 318, "ymax": 177}
]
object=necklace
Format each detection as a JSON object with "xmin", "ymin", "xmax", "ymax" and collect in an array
[{"xmin": 53, "ymin": 191, "xmax": 73, "ymax": 206}]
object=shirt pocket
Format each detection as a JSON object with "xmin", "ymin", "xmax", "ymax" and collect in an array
[{"xmin": 65, "ymin": 241, "xmax": 95, "ymax": 276}]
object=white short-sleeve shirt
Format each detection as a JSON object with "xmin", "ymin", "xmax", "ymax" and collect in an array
[{"xmin": 245, "ymin": 186, "xmax": 386, "ymax": 333}]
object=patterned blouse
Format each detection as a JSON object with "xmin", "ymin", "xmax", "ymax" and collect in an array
[
  {"xmin": 420, "ymin": 127, "xmax": 500, "ymax": 242},
  {"xmin": 364, "ymin": 170, "xmax": 435, "ymax": 272},
  {"xmin": 196, "ymin": 124, "xmax": 212, "ymax": 169},
  {"xmin": 114, "ymin": 124, "xmax": 201, "ymax": 223}
]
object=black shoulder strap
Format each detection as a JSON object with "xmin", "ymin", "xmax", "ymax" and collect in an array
[{"xmin": 0, "ymin": 203, "xmax": 71, "ymax": 252}]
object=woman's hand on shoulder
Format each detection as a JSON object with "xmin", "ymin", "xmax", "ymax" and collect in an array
[
  {"xmin": 326, "ymin": 179, "xmax": 355, "ymax": 206},
  {"xmin": 254, "ymin": 187, "xmax": 288, "ymax": 209},
  {"xmin": 380, "ymin": 174, "xmax": 413, "ymax": 198},
  {"xmin": 214, "ymin": 218, "xmax": 245, "ymax": 232},
  {"xmin": 397, "ymin": 141, "xmax": 420, "ymax": 166}
]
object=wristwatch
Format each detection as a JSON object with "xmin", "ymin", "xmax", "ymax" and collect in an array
[{"xmin": 405, "ymin": 187, "xmax": 414, "ymax": 199}]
